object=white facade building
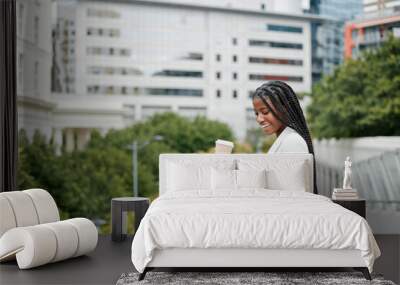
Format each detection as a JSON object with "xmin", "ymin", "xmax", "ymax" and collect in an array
[
  {"xmin": 51, "ymin": 0, "xmax": 317, "ymax": 148},
  {"xmin": 16, "ymin": 0, "xmax": 55, "ymax": 141},
  {"xmin": 363, "ymin": 0, "xmax": 400, "ymax": 14}
]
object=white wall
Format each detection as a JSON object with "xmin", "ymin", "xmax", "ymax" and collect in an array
[{"xmin": 16, "ymin": 0, "xmax": 55, "ymax": 141}]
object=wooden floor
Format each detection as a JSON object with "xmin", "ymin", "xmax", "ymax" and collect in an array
[{"xmin": 0, "ymin": 235, "xmax": 399, "ymax": 285}]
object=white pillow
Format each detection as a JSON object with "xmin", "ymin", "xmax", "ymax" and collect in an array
[
  {"xmin": 211, "ymin": 168, "xmax": 236, "ymax": 190},
  {"xmin": 167, "ymin": 162, "xmax": 211, "ymax": 192},
  {"xmin": 265, "ymin": 161, "xmax": 307, "ymax": 191},
  {"xmin": 166, "ymin": 159, "xmax": 236, "ymax": 193},
  {"xmin": 236, "ymin": 169, "xmax": 267, "ymax": 189},
  {"xmin": 237, "ymin": 159, "xmax": 308, "ymax": 192}
]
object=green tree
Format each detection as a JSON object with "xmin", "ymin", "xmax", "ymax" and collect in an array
[
  {"xmin": 17, "ymin": 130, "xmax": 38, "ymax": 189},
  {"xmin": 17, "ymin": 112, "xmax": 234, "ymax": 226},
  {"xmin": 307, "ymin": 36, "xmax": 400, "ymax": 138},
  {"xmin": 89, "ymin": 112, "xmax": 234, "ymax": 152}
]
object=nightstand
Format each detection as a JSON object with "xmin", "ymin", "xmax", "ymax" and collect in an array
[
  {"xmin": 111, "ymin": 197, "xmax": 150, "ymax": 242},
  {"xmin": 332, "ymin": 199, "xmax": 366, "ymax": 218}
]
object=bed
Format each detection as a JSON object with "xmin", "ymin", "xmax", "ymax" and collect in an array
[{"xmin": 131, "ymin": 153, "xmax": 380, "ymax": 281}]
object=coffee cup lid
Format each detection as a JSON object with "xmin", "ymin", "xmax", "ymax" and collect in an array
[{"xmin": 216, "ymin": 139, "xmax": 234, "ymax": 147}]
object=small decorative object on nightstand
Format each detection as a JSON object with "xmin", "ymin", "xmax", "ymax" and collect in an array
[
  {"xmin": 332, "ymin": 199, "xmax": 366, "ymax": 218},
  {"xmin": 111, "ymin": 197, "xmax": 150, "ymax": 242},
  {"xmin": 332, "ymin": 157, "xmax": 360, "ymax": 200}
]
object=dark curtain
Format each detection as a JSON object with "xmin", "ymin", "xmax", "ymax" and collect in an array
[{"xmin": 0, "ymin": 0, "xmax": 17, "ymax": 192}]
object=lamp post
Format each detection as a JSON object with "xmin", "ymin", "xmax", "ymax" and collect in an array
[{"xmin": 128, "ymin": 135, "xmax": 163, "ymax": 197}]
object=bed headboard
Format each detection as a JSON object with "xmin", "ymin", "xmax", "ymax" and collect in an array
[{"xmin": 159, "ymin": 153, "xmax": 314, "ymax": 195}]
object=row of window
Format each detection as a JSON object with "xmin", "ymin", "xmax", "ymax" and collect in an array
[
  {"xmin": 248, "ymin": 74, "xmax": 303, "ymax": 82},
  {"xmin": 87, "ymin": 86, "xmax": 203, "ymax": 97},
  {"xmin": 86, "ymin": 85, "xmax": 302, "ymax": 98},
  {"xmin": 86, "ymin": 49, "xmax": 203, "ymax": 60},
  {"xmin": 87, "ymin": 47, "xmax": 130, "ymax": 56},
  {"xmin": 216, "ymin": 41, "xmax": 303, "ymax": 63},
  {"xmin": 87, "ymin": 8, "xmax": 120, "ymax": 19},
  {"xmin": 86, "ymin": 66, "xmax": 302, "ymax": 82},
  {"xmin": 249, "ymin": 39, "xmax": 303, "ymax": 50},
  {"xmin": 87, "ymin": 66, "xmax": 142, "ymax": 76},
  {"xmin": 180, "ymin": 52, "xmax": 203, "ymax": 61},
  {"xmin": 84, "ymin": 38, "xmax": 301, "ymax": 60},
  {"xmin": 249, "ymin": 56, "xmax": 303, "ymax": 66},
  {"xmin": 87, "ymin": 27, "xmax": 120, "ymax": 37},
  {"xmin": 267, "ymin": 24, "xmax": 303, "ymax": 34},
  {"xmin": 153, "ymin": 70, "xmax": 203, "ymax": 78},
  {"xmin": 85, "ymin": 44, "xmax": 301, "ymax": 60},
  {"xmin": 148, "ymin": 88, "xmax": 202, "ymax": 96},
  {"xmin": 86, "ymin": 68, "xmax": 302, "ymax": 82},
  {"xmin": 87, "ymin": 67, "xmax": 203, "ymax": 78}
]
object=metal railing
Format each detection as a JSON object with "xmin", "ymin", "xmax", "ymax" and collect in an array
[{"xmin": 316, "ymin": 149, "xmax": 400, "ymax": 212}]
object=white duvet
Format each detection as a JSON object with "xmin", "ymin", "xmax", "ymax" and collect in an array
[{"xmin": 131, "ymin": 190, "xmax": 380, "ymax": 273}]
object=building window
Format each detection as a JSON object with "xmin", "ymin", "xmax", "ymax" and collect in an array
[
  {"xmin": 248, "ymin": 90, "xmax": 254, "ymax": 98},
  {"xmin": 233, "ymin": 90, "xmax": 238, "ymax": 98},
  {"xmin": 249, "ymin": 56, "xmax": 303, "ymax": 66},
  {"xmin": 267, "ymin": 24, "xmax": 303, "ymax": 34},
  {"xmin": 152, "ymin": 70, "xmax": 203, "ymax": 78},
  {"xmin": 107, "ymin": 86, "xmax": 114, "ymax": 95},
  {"xmin": 216, "ymin": 54, "xmax": 221, "ymax": 62},
  {"xmin": 88, "ymin": 86, "xmax": 202, "ymax": 96},
  {"xmin": 216, "ymin": 71, "xmax": 221, "ymax": 79},
  {"xmin": 249, "ymin": 39, "xmax": 303, "ymax": 50},
  {"xmin": 146, "ymin": 88, "xmax": 202, "ymax": 97},
  {"xmin": 120, "ymin": 49, "xmax": 129, "ymax": 56},
  {"xmin": 216, "ymin": 89, "xmax": 221, "ymax": 98},
  {"xmin": 233, "ymin": 55, "xmax": 238, "ymax": 63},
  {"xmin": 249, "ymin": 74, "xmax": 303, "ymax": 82},
  {"xmin": 180, "ymin": 52, "xmax": 203, "ymax": 61},
  {"xmin": 261, "ymin": 3, "xmax": 265, "ymax": 10},
  {"xmin": 232, "ymin": 38, "xmax": 237, "ymax": 45},
  {"xmin": 233, "ymin": 72, "xmax": 237, "ymax": 80}
]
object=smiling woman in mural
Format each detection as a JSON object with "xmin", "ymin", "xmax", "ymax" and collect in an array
[{"xmin": 252, "ymin": 80, "xmax": 317, "ymax": 193}]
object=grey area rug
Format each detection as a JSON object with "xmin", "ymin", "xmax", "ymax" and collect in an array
[{"xmin": 116, "ymin": 271, "xmax": 396, "ymax": 285}]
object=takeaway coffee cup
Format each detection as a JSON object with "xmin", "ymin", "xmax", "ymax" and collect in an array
[{"xmin": 215, "ymin": 139, "xmax": 234, "ymax": 154}]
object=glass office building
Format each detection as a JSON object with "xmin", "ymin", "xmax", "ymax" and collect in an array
[{"xmin": 309, "ymin": 0, "xmax": 363, "ymax": 83}]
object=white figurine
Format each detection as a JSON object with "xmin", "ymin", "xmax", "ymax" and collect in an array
[{"xmin": 342, "ymin": 156, "xmax": 352, "ymax": 190}]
